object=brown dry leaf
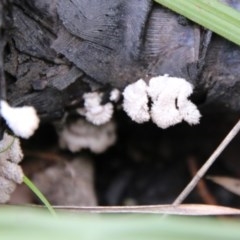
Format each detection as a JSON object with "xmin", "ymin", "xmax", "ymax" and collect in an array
[
  {"xmin": 207, "ymin": 175, "xmax": 240, "ymax": 197},
  {"xmin": 53, "ymin": 204, "xmax": 240, "ymax": 216}
]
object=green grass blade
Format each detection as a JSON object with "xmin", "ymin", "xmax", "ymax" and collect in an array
[
  {"xmin": 1, "ymin": 207, "xmax": 240, "ymax": 240},
  {"xmin": 23, "ymin": 175, "xmax": 57, "ymax": 217},
  {"xmin": 154, "ymin": 0, "xmax": 240, "ymax": 46}
]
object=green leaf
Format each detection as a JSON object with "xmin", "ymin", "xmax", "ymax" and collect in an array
[
  {"xmin": 1, "ymin": 207, "xmax": 240, "ymax": 240},
  {"xmin": 23, "ymin": 175, "xmax": 56, "ymax": 217},
  {"xmin": 154, "ymin": 0, "xmax": 240, "ymax": 46}
]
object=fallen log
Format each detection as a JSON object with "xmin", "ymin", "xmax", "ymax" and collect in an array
[{"xmin": 2, "ymin": 0, "xmax": 240, "ymax": 123}]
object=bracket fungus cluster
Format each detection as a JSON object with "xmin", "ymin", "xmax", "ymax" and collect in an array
[
  {"xmin": 59, "ymin": 74, "xmax": 201, "ymax": 154},
  {"xmin": 123, "ymin": 75, "xmax": 201, "ymax": 129}
]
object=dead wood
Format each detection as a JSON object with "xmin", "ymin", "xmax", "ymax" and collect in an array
[{"xmin": 0, "ymin": 0, "xmax": 239, "ymax": 125}]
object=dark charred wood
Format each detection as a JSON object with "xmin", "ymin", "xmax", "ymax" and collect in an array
[
  {"xmin": 0, "ymin": 0, "xmax": 13, "ymax": 140},
  {"xmin": 2, "ymin": 0, "xmax": 240, "ymax": 125},
  {"xmin": 202, "ymin": 35, "xmax": 240, "ymax": 111}
]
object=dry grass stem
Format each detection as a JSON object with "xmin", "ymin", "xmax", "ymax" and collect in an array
[
  {"xmin": 172, "ymin": 119, "xmax": 240, "ymax": 206},
  {"xmin": 187, "ymin": 157, "xmax": 217, "ymax": 205}
]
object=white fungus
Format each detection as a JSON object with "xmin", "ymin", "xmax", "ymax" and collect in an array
[
  {"xmin": 147, "ymin": 75, "xmax": 201, "ymax": 128},
  {"xmin": 0, "ymin": 100, "xmax": 40, "ymax": 139},
  {"xmin": 0, "ymin": 160, "xmax": 23, "ymax": 184},
  {"xmin": 80, "ymin": 92, "xmax": 114, "ymax": 125},
  {"xmin": 178, "ymin": 100, "xmax": 201, "ymax": 125},
  {"xmin": 0, "ymin": 132, "xmax": 24, "ymax": 203},
  {"xmin": 122, "ymin": 75, "xmax": 201, "ymax": 128},
  {"xmin": 59, "ymin": 118, "xmax": 116, "ymax": 153},
  {"xmin": 0, "ymin": 132, "xmax": 23, "ymax": 163},
  {"xmin": 122, "ymin": 79, "xmax": 150, "ymax": 123},
  {"xmin": 110, "ymin": 88, "xmax": 121, "ymax": 102},
  {"xmin": 0, "ymin": 176, "xmax": 16, "ymax": 203}
]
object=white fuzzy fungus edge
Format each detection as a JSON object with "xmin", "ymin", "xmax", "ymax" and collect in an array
[
  {"xmin": 122, "ymin": 79, "xmax": 150, "ymax": 123},
  {"xmin": 0, "ymin": 100, "xmax": 40, "ymax": 139}
]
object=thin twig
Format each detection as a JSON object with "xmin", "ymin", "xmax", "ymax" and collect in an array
[
  {"xmin": 187, "ymin": 156, "xmax": 217, "ymax": 205},
  {"xmin": 173, "ymin": 119, "xmax": 240, "ymax": 206}
]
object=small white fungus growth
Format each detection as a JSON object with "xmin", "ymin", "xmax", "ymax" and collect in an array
[
  {"xmin": 0, "ymin": 100, "xmax": 40, "ymax": 139},
  {"xmin": 110, "ymin": 89, "xmax": 121, "ymax": 102},
  {"xmin": 81, "ymin": 92, "xmax": 114, "ymax": 125},
  {"xmin": 122, "ymin": 79, "xmax": 150, "ymax": 123},
  {"xmin": 147, "ymin": 75, "xmax": 201, "ymax": 128},
  {"xmin": 59, "ymin": 119, "xmax": 116, "ymax": 153}
]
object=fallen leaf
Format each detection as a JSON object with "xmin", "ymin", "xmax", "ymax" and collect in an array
[
  {"xmin": 207, "ymin": 175, "xmax": 240, "ymax": 197},
  {"xmin": 50, "ymin": 204, "xmax": 240, "ymax": 216}
]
